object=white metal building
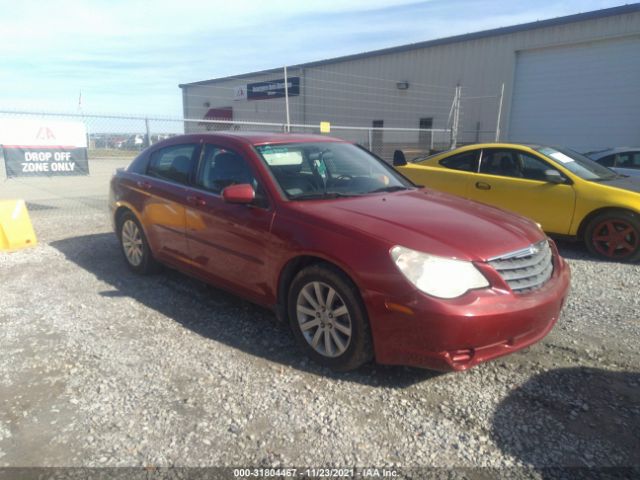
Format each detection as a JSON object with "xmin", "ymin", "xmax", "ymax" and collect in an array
[{"xmin": 180, "ymin": 4, "xmax": 640, "ymax": 154}]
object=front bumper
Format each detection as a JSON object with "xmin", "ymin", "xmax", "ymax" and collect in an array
[{"xmin": 366, "ymin": 255, "xmax": 571, "ymax": 371}]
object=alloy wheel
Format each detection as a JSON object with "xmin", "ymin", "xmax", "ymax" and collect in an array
[
  {"xmin": 591, "ymin": 219, "xmax": 639, "ymax": 259},
  {"xmin": 121, "ymin": 219, "xmax": 144, "ymax": 266},
  {"xmin": 296, "ymin": 281, "xmax": 352, "ymax": 358}
]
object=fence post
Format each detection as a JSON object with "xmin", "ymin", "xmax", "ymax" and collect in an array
[
  {"xmin": 450, "ymin": 86, "xmax": 461, "ymax": 149},
  {"xmin": 495, "ymin": 82, "xmax": 505, "ymax": 142},
  {"xmin": 144, "ymin": 117, "xmax": 151, "ymax": 147},
  {"xmin": 284, "ymin": 66, "xmax": 291, "ymax": 133},
  {"xmin": 368, "ymin": 128, "xmax": 373, "ymax": 150}
]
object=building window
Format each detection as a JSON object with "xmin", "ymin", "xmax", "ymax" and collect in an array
[
  {"xmin": 419, "ymin": 117, "xmax": 433, "ymax": 152},
  {"xmin": 371, "ymin": 120, "xmax": 384, "ymax": 155}
]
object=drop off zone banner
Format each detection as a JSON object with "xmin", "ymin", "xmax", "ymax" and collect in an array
[{"xmin": 1, "ymin": 119, "xmax": 89, "ymax": 177}]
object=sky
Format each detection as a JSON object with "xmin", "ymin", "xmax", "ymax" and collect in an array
[{"xmin": 0, "ymin": 0, "xmax": 631, "ymax": 117}]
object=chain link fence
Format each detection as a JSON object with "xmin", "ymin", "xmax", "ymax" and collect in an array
[
  {"xmin": 458, "ymin": 86, "xmax": 504, "ymax": 145},
  {"xmin": 0, "ymin": 92, "xmax": 490, "ymax": 222},
  {"xmin": 0, "ymin": 118, "xmax": 468, "ymax": 229},
  {"xmin": 0, "ymin": 63, "xmax": 505, "ymax": 228}
]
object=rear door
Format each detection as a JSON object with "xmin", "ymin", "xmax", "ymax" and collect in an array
[
  {"xmin": 137, "ymin": 143, "xmax": 200, "ymax": 263},
  {"xmin": 401, "ymin": 150, "xmax": 479, "ymax": 198},
  {"xmin": 184, "ymin": 143, "xmax": 275, "ymax": 301},
  {"xmin": 467, "ymin": 148, "xmax": 575, "ymax": 234}
]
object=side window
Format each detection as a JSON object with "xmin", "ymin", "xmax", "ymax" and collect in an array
[
  {"xmin": 617, "ymin": 152, "xmax": 640, "ymax": 169},
  {"xmin": 517, "ymin": 152, "xmax": 558, "ymax": 181},
  {"xmin": 480, "ymin": 149, "xmax": 521, "ymax": 178},
  {"xmin": 481, "ymin": 149, "xmax": 562, "ymax": 181},
  {"xmin": 597, "ymin": 154, "xmax": 616, "ymax": 167},
  {"xmin": 439, "ymin": 151, "xmax": 479, "ymax": 172},
  {"xmin": 196, "ymin": 144, "xmax": 268, "ymax": 207},
  {"xmin": 147, "ymin": 144, "xmax": 198, "ymax": 184}
]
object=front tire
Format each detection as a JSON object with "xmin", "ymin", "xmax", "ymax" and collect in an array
[
  {"xmin": 287, "ymin": 264, "xmax": 373, "ymax": 371},
  {"xmin": 584, "ymin": 211, "xmax": 640, "ymax": 262},
  {"xmin": 117, "ymin": 211, "xmax": 160, "ymax": 274}
]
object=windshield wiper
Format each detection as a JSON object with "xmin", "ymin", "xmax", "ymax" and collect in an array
[
  {"xmin": 369, "ymin": 185, "xmax": 411, "ymax": 194},
  {"xmin": 289, "ymin": 191, "xmax": 361, "ymax": 200}
]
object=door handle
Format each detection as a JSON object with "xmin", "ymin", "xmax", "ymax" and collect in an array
[
  {"xmin": 186, "ymin": 195, "xmax": 207, "ymax": 207},
  {"xmin": 136, "ymin": 180, "xmax": 152, "ymax": 190},
  {"xmin": 475, "ymin": 181, "xmax": 491, "ymax": 190}
]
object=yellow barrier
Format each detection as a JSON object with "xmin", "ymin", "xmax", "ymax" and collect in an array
[{"xmin": 0, "ymin": 199, "xmax": 37, "ymax": 251}]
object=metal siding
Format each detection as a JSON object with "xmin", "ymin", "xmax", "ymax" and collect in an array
[
  {"xmin": 182, "ymin": 11, "xmax": 640, "ymax": 144},
  {"xmin": 509, "ymin": 35, "xmax": 640, "ymax": 150}
]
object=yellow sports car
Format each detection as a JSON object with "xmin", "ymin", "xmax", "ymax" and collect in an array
[{"xmin": 394, "ymin": 143, "xmax": 640, "ymax": 262}]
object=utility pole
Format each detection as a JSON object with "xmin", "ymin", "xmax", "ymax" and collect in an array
[
  {"xmin": 495, "ymin": 83, "xmax": 505, "ymax": 142},
  {"xmin": 451, "ymin": 86, "xmax": 461, "ymax": 149},
  {"xmin": 284, "ymin": 65, "xmax": 291, "ymax": 133}
]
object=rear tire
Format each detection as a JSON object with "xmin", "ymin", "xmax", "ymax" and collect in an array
[
  {"xmin": 584, "ymin": 210, "xmax": 640, "ymax": 262},
  {"xmin": 117, "ymin": 211, "xmax": 161, "ymax": 274},
  {"xmin": 287, "ymin": 263, "xmax": 373, "ymax": 371}
]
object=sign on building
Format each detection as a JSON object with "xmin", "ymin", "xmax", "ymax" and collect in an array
[
  {"xmin": 0, "ymin": 119, "xmax": 90, "ymax": 178},
  {"xmin": 247, "ymin": 77, "xmax": 300, "ymax": 100}
]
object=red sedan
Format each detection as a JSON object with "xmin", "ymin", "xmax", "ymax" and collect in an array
[{"xmin": 109, "ymin": 132, "xmax": 570, "ymax": 371}]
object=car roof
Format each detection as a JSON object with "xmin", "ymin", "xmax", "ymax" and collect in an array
[
  {"xmin": 416, "ymin": 142, "xmax": 543, "ymax": 161},
  {"xmin": 586, "ymin": 147, "xmax": 640, "ymax": 159},
  {"xmin": 187, "ymin": 131, "xmax": 348, "ymax": 146}
]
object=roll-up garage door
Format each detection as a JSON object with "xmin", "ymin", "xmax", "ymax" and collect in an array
[{"xmin": 509, "ymin": 36, "xmax": 640, "ymax": 151}]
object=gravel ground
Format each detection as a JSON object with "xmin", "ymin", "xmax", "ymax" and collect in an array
[{"xmin": 0, "ymin": 197, "xmax": 639, "ymax": 476}]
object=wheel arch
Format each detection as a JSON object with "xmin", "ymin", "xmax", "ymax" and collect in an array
[
  {"xmin": 275, "ymin": 255, "xmax": 363, "ymax": 323},
  {"xmin": 577, "ymin": 207, "xmax": 640, "ymax": 240},
  {"xmin": 113, "ymin": 204, "xmax": 158, "ymax": 255},
  {"xmin": 114, "ymin": 205, "xmax": 135, "ymax": 228}
]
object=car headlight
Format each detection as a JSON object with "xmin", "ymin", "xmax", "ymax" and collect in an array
[{"xmin": 390, "ymin": 246, "xmax": 490, "ymax": 299}]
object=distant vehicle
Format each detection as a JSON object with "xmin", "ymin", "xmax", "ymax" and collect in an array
[
  {"xmin": 586, "ymin": 147, "xmax": 640, "ymax": 177},
  {"xmin": 109, "ymin": 133, "xmax": 569, "ymax": 372},
  {"xmin": 394, "ymin": 143, "xmax": 640, "ymax": 262}
]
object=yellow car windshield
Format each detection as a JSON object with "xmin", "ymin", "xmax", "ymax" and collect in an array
[{"xmin": 536, "ymin": 147, "xmax": 618, "ymax": 181}]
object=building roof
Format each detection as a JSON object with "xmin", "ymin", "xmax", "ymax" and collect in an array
[{"xmin": 179, "ymin": 3, "xmax": 640, "ymax": 88}]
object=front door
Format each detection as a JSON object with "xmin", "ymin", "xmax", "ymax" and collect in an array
[
  {"xmin": 468, "ymin": 148, "xmax": 575, "ymax": 234},
  {"xmin": 185, "ymin": 144, "xmax": 274, "ymax": 301}
]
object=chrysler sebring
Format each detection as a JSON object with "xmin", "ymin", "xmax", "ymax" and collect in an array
[{"xmin": 109, "ymin": 133, "xmax": 570, "ymax": 371}]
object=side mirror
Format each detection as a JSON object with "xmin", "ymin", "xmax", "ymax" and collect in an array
[
  {"xmin": 393, "ymin": 150, "xmax": 407, "ymax": 166},
  {"xmin": 222, "ymin": 184, "xmax": 255, "ymax": 204},
  {"xmin": 544, "ymin": 170, "xmax": 565, "ymax": 184}
]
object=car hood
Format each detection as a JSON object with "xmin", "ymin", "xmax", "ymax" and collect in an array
[
  {"xmin": 595, "ymin": 175, "xmax": 640, "ymax": 191},
  {"xmin": 289, "ymin": 189, "xmax": 545, "ymax": 262}
]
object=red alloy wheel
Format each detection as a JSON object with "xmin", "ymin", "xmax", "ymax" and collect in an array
[{"xmin": 591, "ymin": 219, "xmax": 639, "ymax": 259}]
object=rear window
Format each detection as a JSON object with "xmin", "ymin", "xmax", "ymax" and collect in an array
[
  {"xmin": 439, "ymin": 151, "xmax": 479, "ymax": 172},
  {"xmin": 147, "ymin": 144, "xmax": 198, "ymax": 184}
]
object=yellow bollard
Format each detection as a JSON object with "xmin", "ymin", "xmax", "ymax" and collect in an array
[{"xmin": 0, "ymin": 199, "xmax": 37, "ymax": 251}]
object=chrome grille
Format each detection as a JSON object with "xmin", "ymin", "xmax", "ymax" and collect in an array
[{"xmin": 488, "ymin": 240, "xmax": 554, "ymax": 294}]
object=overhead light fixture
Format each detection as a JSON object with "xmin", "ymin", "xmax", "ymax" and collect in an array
[{"xmin": 396, "ymin": 81, "xmax": 409, "ymax": 90}]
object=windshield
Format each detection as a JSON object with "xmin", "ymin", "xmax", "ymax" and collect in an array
[
  {"xmin": 255, "ymin": 142, "xmax": 413, "ymax": 199},
  {"xmin": 536, "ymin": 147, "xmax": 618, "ymax": 181}
]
